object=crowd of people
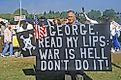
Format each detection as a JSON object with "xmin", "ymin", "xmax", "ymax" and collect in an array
[
  {"xmin": 0, "ymin": 10, "xmax": 121, "ymax": 58},
  {"xmin": 0, "ymin": 10, "xmax": 121, "ymax": 80},
  {"xmin": 0, "ymin": 20, "xmax": 33, "ymax": 57},
  {"xmin": 110, "ymin": 21, "xmax": 121, "ymax": 53}
]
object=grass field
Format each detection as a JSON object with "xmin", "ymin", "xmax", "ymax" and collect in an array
[
  {"xmin": 0, "ymin": 53, "xmax": 121, "ymax": 80},
  {"xmin": 0, "ymin": 56, "xmax": 35, "ymax": 80},
  {"xmin": 86, "ymin": 53, "xmax": 121, "ymax": 80}
]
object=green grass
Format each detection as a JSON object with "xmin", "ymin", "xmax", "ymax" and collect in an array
[
  {"xmin": 0, "ymin": 54, "xmax": 121, "ymax": 80},
  {"xmin": 0, "ymin": 57, "xmax": 35, "ymax": 80},
  {"xmin": 85, "ymin": 53, "xmax": 121, "ymax": 80}
]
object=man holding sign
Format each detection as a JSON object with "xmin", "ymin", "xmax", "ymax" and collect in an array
[
  {"xmin": 36, "ymin": 9, "xmax": 111, "ymax": 80},
  {"xmin": 65, "ymin": 10, "xmax": 83, "ymax": 80}
]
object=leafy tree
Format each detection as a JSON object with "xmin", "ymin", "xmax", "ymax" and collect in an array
[
  {"xmin": 103, "ymin": 9, "xmax": 117, "ymax": 21},
  {"xmin": 60, "ymin": 11, "xmax": 66, "ymax": 18},
  {"xmin": 78, "ymin": 13, "xmax": 86, "ymax": 23},
  {"xmin": 0, "ymin": 13, "xmax": 13, "ymax": 20},
  {"xmin": 26, "ymin": 14, "xmax": 33, "ymax": 19},
  {"xmin": 115, "ymin": 12, "xmax": 121, "ymax": 21},
  {"xmin": 14, "ymin": 8, "xmax": 28, "ymax": 16},
  {"xmin": 53, "ymin": 11, "xmax": 60, "ymax": 18},
  {"xmin": 88, "ymin": 10, "xmax": 101, "ymax": 21},
  {"xmin": 43, "ymin": 11, "xmax": 47, "ymax": 16},
  {"xmin": 0, "ymin": 8, "xmax": 120, "ymax": 24},
  {"xmin": 0, "ymin": 13, "xmax": 14, "ymax": 24}
]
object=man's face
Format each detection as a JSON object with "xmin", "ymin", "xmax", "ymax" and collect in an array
[{"xmin": 67, "ymin": 12, "xmax": 76, "ymax": 24}]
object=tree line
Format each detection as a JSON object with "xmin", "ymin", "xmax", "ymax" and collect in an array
[{"xmin": 0, "ymin": 8, "xmax": 121, "ymax": 24}]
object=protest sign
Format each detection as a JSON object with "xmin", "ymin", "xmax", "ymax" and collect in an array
[
  {"xmin": 16, "ymin": 30, "xmax": 37, "ymax": 57},
  {"xmin": 36, "ymin": 24, "xmax": 112, "ymax": 71},
  {"xmin": 14, "ymin": 15, "xmax": 26, "ymax": 21}
]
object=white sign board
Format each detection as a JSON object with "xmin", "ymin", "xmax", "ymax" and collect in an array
[{"xmin": 14, "ymin": 15, "xmax": 26, "ymax": 21}]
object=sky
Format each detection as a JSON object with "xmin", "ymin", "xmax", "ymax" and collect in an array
[{"xmin": 0, "ymin": 0, "xmax": 121, "ymax": 14}]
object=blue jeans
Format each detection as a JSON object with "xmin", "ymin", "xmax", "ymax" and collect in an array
[
  {"xmin": 2, "ymin": 42, "xmax": 13, "ymax": 56},
  {"xmin": 112, "ymin": 34, "xmax": 121, "ymax": 49}
]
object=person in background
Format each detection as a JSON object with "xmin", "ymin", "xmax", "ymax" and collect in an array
[
  {"xmin": 40, "ymin": 16, "xmax": 53, "ymax": 27},
  {"xmin": 1, "ymin": 23, "xmax": 14, "ymax": 57},
  {"xmin": 0, "ymin": 21, "xmax": 6, "ymax": 38},
  {"xmin": 26, "ymin": 21, "xmax": 33, "ymax": 30},
  {"xmin": 0, "ymin": 21, "xmax": 6, "ymax": 53},
  {"xmin": 62, "ymin": 18, "xmax": 68, "ymax": 25},
  {"xmin": 53, "ymin": 18, "xmax": 62, "ymax": 26},
  {"xmin": 110, "ymin": 21, "xmax": 121, "ymax": 52},
  {"xmin": 16, "ymin": 21, "xmax": 24, "ymax": 32},
  {"xmin": 0, "ymin": 25, "xmax": 1, "ymax": 53},
  {"xmin": 53, "ymin": 19, "xmax": 58, "ymax": 26}
]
